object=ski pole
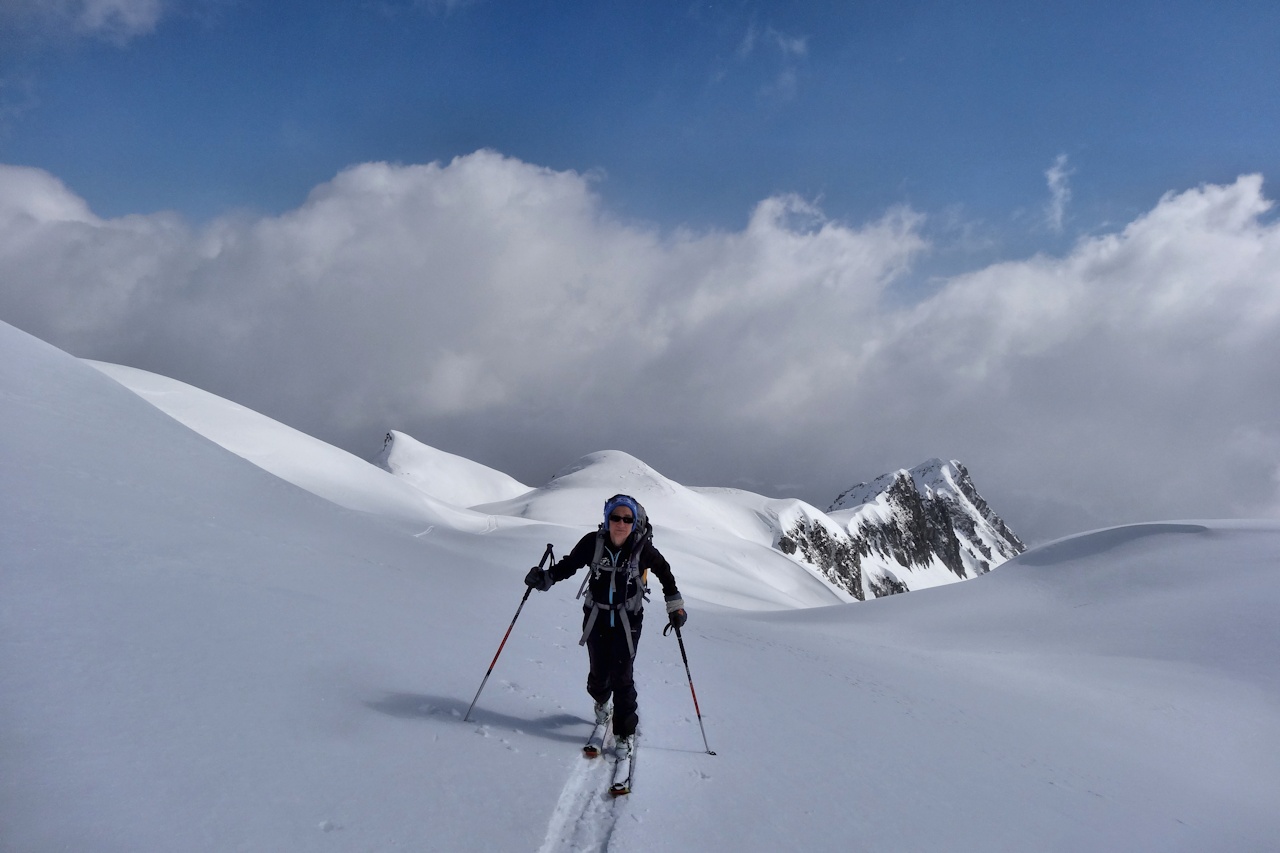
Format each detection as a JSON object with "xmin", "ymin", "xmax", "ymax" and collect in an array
[
  {"xmin": 463, "ymin": 543, "xmax": 555, "ymax": 723},
  {"xmin": 672, "ymin": 623, "xmax": 716, "ymax": 755}
]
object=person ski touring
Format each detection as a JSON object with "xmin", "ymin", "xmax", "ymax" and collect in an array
[{"xmin": 524, "ymin": 494, "xmax": 686, "ymax": 767}]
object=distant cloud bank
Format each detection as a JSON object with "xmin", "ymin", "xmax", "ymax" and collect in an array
[{"xmin": 1, "ymin": 153, "xmax": 1278, "ymax": 542}]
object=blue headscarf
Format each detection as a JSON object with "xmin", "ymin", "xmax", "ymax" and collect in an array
[{"xmin": 603, "ymin": 494, "xmax": 645, "ymax": 536}]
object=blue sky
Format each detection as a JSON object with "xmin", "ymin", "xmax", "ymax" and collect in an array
[
  {"xmin": 3, "ymin": 0, "xmax": 1280, "ymax": 543},
  {"xmin": 5, "ymin": 1, "xmax": 1278, "ymax": 245}
]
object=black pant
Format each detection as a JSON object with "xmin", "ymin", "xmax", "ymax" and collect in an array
[{"xmin": 584, "ymin": 608, "xmax": 644, "ymax": 738}]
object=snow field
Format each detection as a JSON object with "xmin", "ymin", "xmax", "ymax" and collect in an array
[{"xmin": 3, "ymin": 319, "xmax": 1279, "ymax": 851}]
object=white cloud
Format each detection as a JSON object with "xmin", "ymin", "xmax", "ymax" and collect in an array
[
  {"xmin": 2, "ymin": 0, "xmax": 167, "ymax": 44},
  {"xmin": 2, "ymin": 156, "xmax": 1279, "ymax": 543},
  {"xmin": 1045, "ymin": 153, "xmax": 1072, "ymax": 233},
  {"xmin": 76, "ymin": 0, "xmax": 165, "ymax": 39},
  {"xmin": 735, "ymin": 22, "xmax": 808, "ymax": 100},
  {"xmin": 0, "ymin": 165, "xmax": 99, "ymax": 224},
  {"xmin": 736, "ymin": 22, "xmax": 759, "ymax": 58},
  {"xmin": 759, "ymin": 67, "xmax": 799, "ymax": 103},
  {"xmin": 769, "ymin": 29, "xmax": 808, "ymax": 58},
  {"xmin": 738, "ymin": 23, "xmax": 807, "ymax": 59}
]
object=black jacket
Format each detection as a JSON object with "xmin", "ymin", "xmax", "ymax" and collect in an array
[{"xmin": 549, "ymin": 529, "xmax": 680, "ymax": 611}]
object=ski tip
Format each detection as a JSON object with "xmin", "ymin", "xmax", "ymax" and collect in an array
[
  {"xmin": 608, "ymin": 784, "xmax": 630, "ymax": 797},
  {"xmin": 583, "ymin": 747, "xmax": 601, "ymax": 758}
]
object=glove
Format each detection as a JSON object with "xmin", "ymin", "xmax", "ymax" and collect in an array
[
  {"xmin": 663, "ymin": 594, "xmax": 687, "ymax": 635},
  {"xmin": 524, "ymin": 566, "xmax": 553, "ymax": 591}
]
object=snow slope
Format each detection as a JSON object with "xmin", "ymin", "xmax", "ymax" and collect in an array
[
  {"xmin": 4, "ymin": 319, "xmax": 1279, "ymax": 851},
  {"xmin": 90, "ymin": 363, "xmax": 854, "ymax": 610},
  {"xmin": 85, "ymin": 360, "xmax": 522, "ymax": 536},
  {"xmin": 372, "ymin": 429, "xmax": 531, "ymax": 509}
]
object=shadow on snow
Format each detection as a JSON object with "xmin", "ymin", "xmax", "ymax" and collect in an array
[{"xmin": 365, "ymin": 692, "xmax": 590, "ymax": 745}]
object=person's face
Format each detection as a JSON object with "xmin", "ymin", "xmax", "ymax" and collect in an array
[{"xmin": 607, "ymin": 508, "xmax": 635, "ymax": 547}]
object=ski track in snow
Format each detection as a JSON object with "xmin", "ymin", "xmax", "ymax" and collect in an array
[{"xmin": 537, "ymin": 737, "xmax": 632, "ymax": 853}]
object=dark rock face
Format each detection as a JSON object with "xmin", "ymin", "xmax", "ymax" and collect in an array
[
  {"xmin": 942, "ymin": 461, "xmax": 1025, "ymax": 560},
  {"xmin": 779, "ymin": 459, "xmax": 1024, "ymax": 601},
  {"xmin": 778, "ymin": 516, "xmax": 872, "ymax": 601}
]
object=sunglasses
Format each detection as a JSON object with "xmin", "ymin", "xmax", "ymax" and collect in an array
[{"xmin": 609, "ymin": 514, "xmax": 635, "ymax": 524}]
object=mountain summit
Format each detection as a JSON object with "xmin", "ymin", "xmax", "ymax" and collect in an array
[
  {"xmin": 827, "ymin": 458, "xmax": 1026, "ymax": 591},
  {"xmin": 773, "ymin": 459, "xmax": 1024, "ymax": 601}
]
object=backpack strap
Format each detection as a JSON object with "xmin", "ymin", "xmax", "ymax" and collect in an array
[
  {"xmin": 577, "ymin": 524, "xmax": 652, "ymax": 659},
  {"xmin": 575, "ymin": 527, "xmax": 606, "ymax": 603}
]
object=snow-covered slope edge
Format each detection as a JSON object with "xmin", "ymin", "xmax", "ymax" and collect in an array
[
  {"xmin": 88, "ymin": 358, "xmax": 866, "ymax": 610},
  {"xmin": 85, "ymin": 357, "xmax": 854, "ymax": 611},
  {"xmin": 86, "ymin": 361, "xmax": 523, "ymax": 536},
  {"xmin": 372, "ymin": 429, "xmax": 530, "ymax": 508}
]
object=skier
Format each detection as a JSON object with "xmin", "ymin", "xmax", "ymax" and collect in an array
[{"xmin": 524, "ymin": 494, "xmax": 686, "ymax": 765}]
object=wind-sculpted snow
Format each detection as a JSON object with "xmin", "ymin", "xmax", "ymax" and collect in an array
[
  {"xmin": 87, "ymin": 360, "xmax": 528, "ymax": 536},
  {"xmin": 373, "ymin": 429, "xmax": 531, "ymax": 508},
  {"xmin": 5, "ymin": 320, "xmax": 1280, "ymax": 850},
  {"xmin": 83, "ymin": 363, "xmax": 859, "ymax": 609},
  {"xmin": 1015, "ymin": 522, "xmax": 1210, "ymax": 566}
]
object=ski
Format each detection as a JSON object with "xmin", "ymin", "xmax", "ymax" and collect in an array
[
  {"xmin": 608, "ymin": 736, "xmax": 635, "ymax": 796},
  {"xmin": 582, "ymin": 720, "xmax": 609, "ymax": 758}
]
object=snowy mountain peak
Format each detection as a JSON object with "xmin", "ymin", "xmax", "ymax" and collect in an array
[
  {"xmin": 826, "ymin": 458, "xmax": 1025, "ymax": 589},
  {"xmin": 544, "ymin": 450, "xmax": 683, "ymax": 500},
  {"xmin": 910, "ymin": 457, "xmax": 956, "ymax": 492},
  {"xmin": 830, "ymin": 457, "xmax": 960, "ymax": 510}
]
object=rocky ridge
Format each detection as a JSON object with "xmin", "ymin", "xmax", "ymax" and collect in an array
[{"xmin": 777, "ymin": 459, "xmax": 1024, "ymax": 600}]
